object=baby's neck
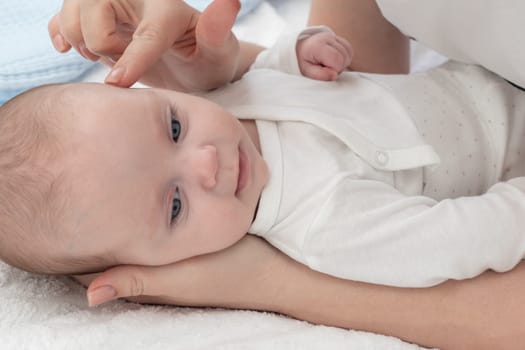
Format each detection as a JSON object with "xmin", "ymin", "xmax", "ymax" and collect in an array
[{"xmin": 240, "ymin": 120, "xmax": 261, "ymax": 154}]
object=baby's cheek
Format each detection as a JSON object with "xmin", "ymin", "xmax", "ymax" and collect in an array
[{"xmin": 216, "ymin": 205, "xmax": 251, "ymax": 248}]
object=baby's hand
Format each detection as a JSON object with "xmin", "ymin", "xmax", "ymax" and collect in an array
[{"xmin": 297, "ymin": 31, "xmax": 353, "ymax": 81}]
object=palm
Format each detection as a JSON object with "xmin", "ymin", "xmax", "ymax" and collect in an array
[
  {"xmin": 139, "ymin": 20, "xmax": 240, "ymax": 92},
  {"xmin": 87, "ymin": 236, "xmax": 282, "ymax": 308},
  {"xmin": 134, "ymin": 0, "xmax": 240, "ymax": 91}
]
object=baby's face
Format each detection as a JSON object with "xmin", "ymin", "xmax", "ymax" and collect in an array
[{"xmin": 58, "ymin": 84, "xmax": 268, "ymax": 268}]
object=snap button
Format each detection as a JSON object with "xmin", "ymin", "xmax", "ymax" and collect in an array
[{"xmin": 375, "ymin": 151, "xmax": 389, "ymax": 165}]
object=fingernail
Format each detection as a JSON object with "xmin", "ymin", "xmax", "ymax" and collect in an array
[
  {"xmin": 105, "ymin": 66, "xmax": 125, "ymax": 85},
  {"xmin": 87, "ymin": 285, "xmax": 117, "ymax": 307},
  {"xmin": 52, "ymin": 34, "xmax": 66, "ymax": 52}
]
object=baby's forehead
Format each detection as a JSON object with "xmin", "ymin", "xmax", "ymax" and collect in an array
[
  {"xmin": 15, "ymin": 84, "xmax": 88, "ymax": 131},
  {"xmin": 64, "ymin": 83, "xmax": 161, "ymax": 115},
  {"xmin": 53, "ymin": 84, "xmax": 126, "ymax": 132}
]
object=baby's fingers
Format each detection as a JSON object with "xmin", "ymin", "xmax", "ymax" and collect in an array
[
  {"xmin": 334, "ymin": 36, "xmax": 353, "ymax": 69},
  {"xmin": 300, "ymin": 44, "xmax": 347, "ymax": 81},
  {"xmin": 318, "ymin": 41, "xmax": 352, "ymax": 73},
  {"xmin": 301, "ymin": 63, "xmax": 339, "ymax": 81}
]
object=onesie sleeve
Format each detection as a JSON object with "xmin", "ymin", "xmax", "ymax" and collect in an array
[
  {"xmin": 250, "ymin": 26, "xmax": 335, "ymax": 76},
  {"xmin": 301, "ymin": 176, "xmax": 525, "ymax": 287}
]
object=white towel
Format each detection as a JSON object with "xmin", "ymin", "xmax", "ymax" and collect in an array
[{"xmin": 0, "ymin": 261, "xmax": 428, "ymax": 350}]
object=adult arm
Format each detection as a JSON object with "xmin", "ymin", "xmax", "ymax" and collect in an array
[
  {"xmin": 308, "ymin": 0, "xmax": 409, "ymax": 74},
  {"xmin": 79, "ymin": 235, "xmax": 525, "ymax": 350},
  {"xmin": 376, "ymin": 0, "xmax": 525, "ymax": 88},
  {"xmin": 278, "ymin": 254, "xmax": 525, "ymax": 350}
]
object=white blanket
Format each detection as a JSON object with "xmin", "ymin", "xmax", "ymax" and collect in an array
[
  {"xmin": 0, "ymin": 1, "xmax": 443, "ymax": 348},
  {"xmin": 0, "ymin": 263, "xmax": 425, "ymax": 349}
]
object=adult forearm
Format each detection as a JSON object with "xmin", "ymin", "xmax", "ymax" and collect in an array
[
  {"xmin": 271, "ymin": 256, "xmax": 525, "ymax": 350},
  {"xmin": 308, "ymin": 0, "xmax": 409, "ymax": 74},
  {"xmin": 85, "ymin": 236, "xmax": 525, "ymax": 349}
]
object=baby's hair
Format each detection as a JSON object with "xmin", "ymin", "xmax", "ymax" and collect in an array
[
  {"xmin": 0, "ymin": 84, "xmax": 112, "ymax": 275},
  {"xmin": 0, "ymin": 85, "xmax": 68, "ymax": 273}
]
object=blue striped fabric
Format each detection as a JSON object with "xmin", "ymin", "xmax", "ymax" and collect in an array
[{"xmin": 0, "ymin": 0, "xmax": 94, "ymax": 105}]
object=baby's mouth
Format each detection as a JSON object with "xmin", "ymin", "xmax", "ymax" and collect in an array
[{"xmin": 235, "ymin": 146, "xmax": 249, "ymax": 196}]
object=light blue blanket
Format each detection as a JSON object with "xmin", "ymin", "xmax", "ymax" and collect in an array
[
  {"xmin": 0, "ymin": 0, "xmax": 262, "ymax": 105},
  {"xmin": 0, "ymin": 0, "xmax": 94, "ymax": 105}
]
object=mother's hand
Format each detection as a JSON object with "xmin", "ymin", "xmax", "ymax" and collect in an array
[
  {"xmin": 81, "ymin": 235, "xmax": 286, "ymax": 309},
  {"xmin": 49, "ymin": 0, "xmax": 241, "ymax": 91},
  {"xmin": 76, "ymin": 233, "xmax": 525, "ymax": 349}
]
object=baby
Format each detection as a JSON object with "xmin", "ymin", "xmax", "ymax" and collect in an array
[
  {"xmin": 2, "ymin": 26, "xmax": 525, "ymax": 288},
  {"xmin": 0, "ymin": 27, "xmax": 350, "ymax": 274},
  {"xmin": 0, "ymin": 82, "xmax": 268, "ymax": 274}
]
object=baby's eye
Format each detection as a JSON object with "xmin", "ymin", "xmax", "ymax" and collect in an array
[
  {"xmin": 171, "ymin": 114, "xmax": 181, "ymax": 142},
  {"xmin": 171, "ymin": 187, "xmax": 182, "ymax": 223}
]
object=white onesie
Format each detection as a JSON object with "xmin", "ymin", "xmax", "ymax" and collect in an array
[{"xmin": 205, "ymin": 28, "xmax": 525, "ymax": 287}]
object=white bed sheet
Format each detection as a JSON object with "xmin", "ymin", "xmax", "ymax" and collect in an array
[{"xmin": 0, "ymin": 1, "xmax": 444, "ymax": 349}]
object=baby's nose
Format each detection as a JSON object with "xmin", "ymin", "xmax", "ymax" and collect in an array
[{"xmin": 190, "ymin": 145, "xmax": 218, "ymax": 190}]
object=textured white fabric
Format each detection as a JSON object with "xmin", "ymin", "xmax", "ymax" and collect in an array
[
  {"xmin": 0, "ymin": 263, "xmax": 424, "ymax": 350},
  {"xmin": 207, "ymin": 29, "xmax": 525, "ymax": 287}
]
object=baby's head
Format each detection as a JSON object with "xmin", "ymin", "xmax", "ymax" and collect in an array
[{"xmin": 0, "ymin": 83, "xmax": 268, "ymax": 275}]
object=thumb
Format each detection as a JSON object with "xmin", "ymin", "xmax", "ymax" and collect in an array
[
  {"xmin": 196, "ymin": 0, "xmax": 240, "ymax": 48},
  {"xmin": 87, "ymin": 265, "xmax": 154, "ymax": 307}
]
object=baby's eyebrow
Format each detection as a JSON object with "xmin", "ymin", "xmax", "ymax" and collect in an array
[{"xmin": 140, "ymin": 90, "xmax": 171, "ymax": 133}]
